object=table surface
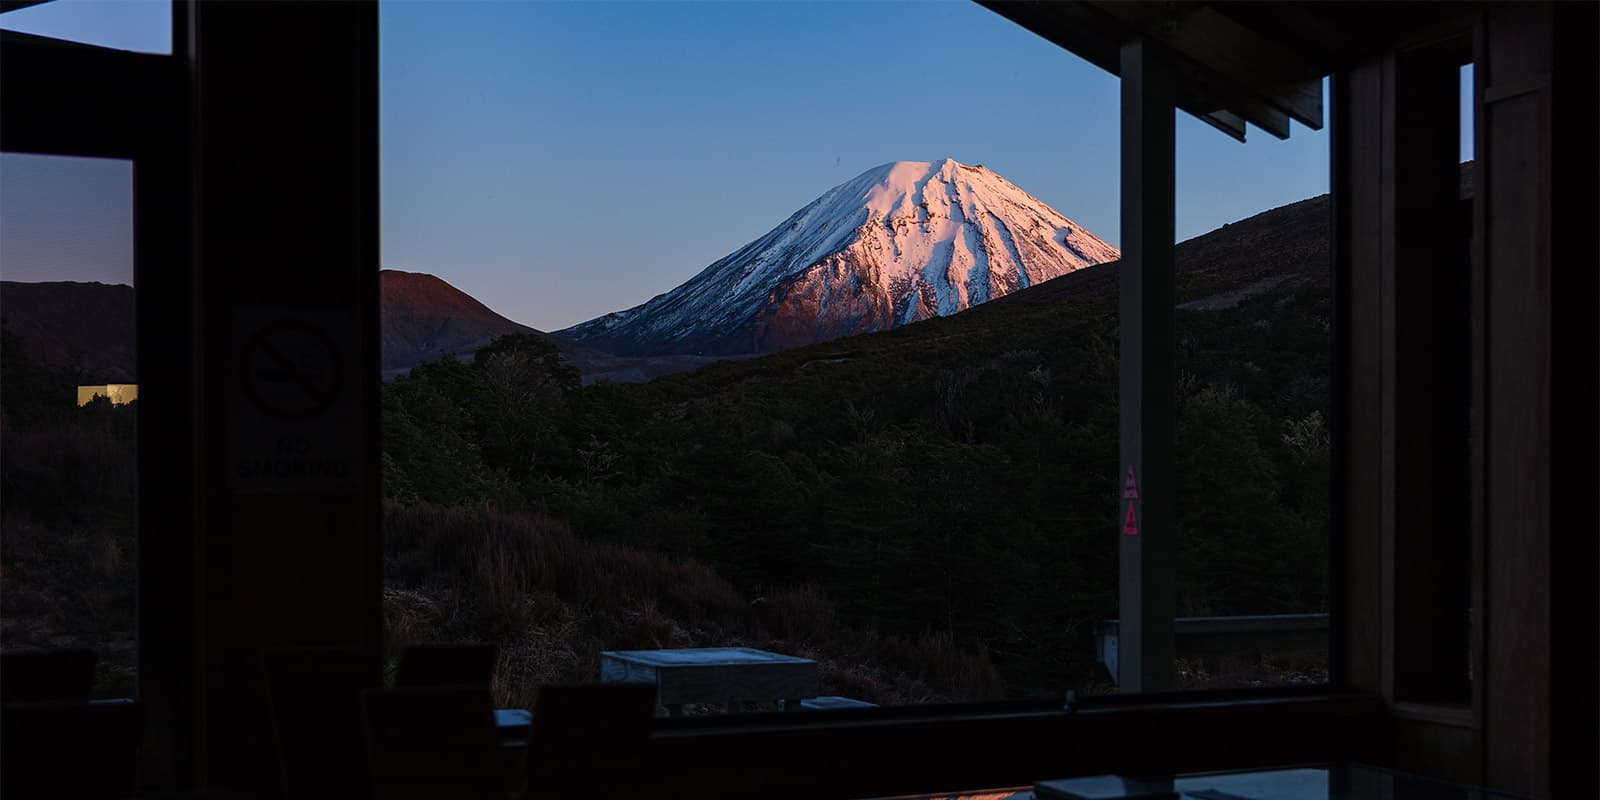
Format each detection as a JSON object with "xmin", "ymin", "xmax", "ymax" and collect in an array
[
  {"xmin": 599, "ymin": 647, "xmax": 815, "ymax": 667},
  {"xmin": 494, "ymin": 708, "xmax": 531, "ymax": 729},
  {"xmin": 864, "ymin": 763, "xmax": 1531, "ymax": 800}
]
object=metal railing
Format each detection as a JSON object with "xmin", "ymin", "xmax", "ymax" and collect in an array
[{"xmin": 1096, "ymin": 613, "xmax": 1329, "ymax": 684}]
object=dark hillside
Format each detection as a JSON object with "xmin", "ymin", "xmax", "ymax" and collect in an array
[
  {"xmin": 0, "ymin": 281, "xmax": 136, "ymax": 382},
  {"xmin": 982, "ymin": 193, "xmax": 1329, "ymax": 313},
  {"xmin": 381, "ymin": 188, "xmax": 1346, "ymax": 697}
]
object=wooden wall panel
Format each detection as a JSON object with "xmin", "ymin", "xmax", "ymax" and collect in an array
[
  {"xmin": 1477, "ymin": 2, "xmax": 1600, "ymax": 796},
  {"xmin": 1388, "ymin": 710, "xmax": 1483, "ymax": 787},
  {"xmin": 1482, "ymin": 86, "xmax": 1549, "ymax": 795},
  {"xmin": 1480, "ymin": 5, "xmax": 1552, "ymax": 796}
]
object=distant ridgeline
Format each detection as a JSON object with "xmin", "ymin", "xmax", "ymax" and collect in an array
[{"xmin": 0, "ymin": 281, "xmax": 136, "ymax": 383}]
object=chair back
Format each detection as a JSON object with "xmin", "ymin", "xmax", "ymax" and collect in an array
[
  {"xmin": 262, "ymin": 645, "xmax": 372, "ymax": 800},
  {"xmin": 362, "ymin": 686, "xmax": 501, "ymax": 800},
  {"xmin": 0, "ymin": 649, "xmax": 98, "ymax": 703},
  {"xmin": 522, "ymin": 683, "xmax": 657, "ymax": 798},
  {"xmin": 0, "ymin": 700, "xmax": 144, "ymax": 799},
  {"xmin": 395, "ymin": 643, "xmax": 496, "ymax": 689}
]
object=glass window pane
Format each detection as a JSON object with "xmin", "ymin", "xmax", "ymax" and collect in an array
[
  {"xmin": 1170, "ymin": 99, "xmax": 1333, "ymax": 689},
  {"xmin": 381, "ymin": 0, "xmax": 1129, "ymax": 715},
  {"xmin": 379, "ymin": 0, "xmax": 1338, "ymax": 714},
  {"xmin": 0, "ymin": 0, "xmax": 171, "ymax": 55},
  {"xmin": 0, "ymin": 152, "xmax": 138, "ymax": 699}
]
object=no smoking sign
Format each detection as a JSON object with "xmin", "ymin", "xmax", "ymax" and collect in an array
[
  {"xmin": 242, "ymin": 321, "xmax": 343, "ymax": 420},
  {"xmin": 230, "ymin": 309, "xmax": 358, "ymax": 493}
]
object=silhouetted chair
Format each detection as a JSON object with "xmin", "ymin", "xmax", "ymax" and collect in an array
[
  {"xmin": 395, "ymin": 643, "xmax": 497, "ymax": 689},
  {"xmin": 261, "ymin": 645, "xmax": 372, "ymax": 800},
  {"xmin": 0, "ymin": 699, "xmax": 144, "ymax": 799},
  {"xmin": 521, "ymin": 683, "xmax": 657, "ymax": 798},
  {"xmin": 0, "ymin": 649, "xmax": 98, "ymax": 704},
  {"xmin": 362, "ymin": 686, "xmax": 502, "ymax": 800}
]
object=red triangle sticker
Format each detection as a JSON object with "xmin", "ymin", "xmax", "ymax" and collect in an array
[
  {"xmin": 1123, "ymin": 465, "xmax": 1139, "ymax": 500},
  {"xmin": 1122, "ymin": 501, "xmax": 1138, "ymax": 536}
]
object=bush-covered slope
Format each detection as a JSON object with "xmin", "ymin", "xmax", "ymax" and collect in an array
[{"xmin": 382, "ymin": 192, "xmax": 1334, "ymax": 698}]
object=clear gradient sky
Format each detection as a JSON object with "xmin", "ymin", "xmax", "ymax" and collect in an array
[
  {"xmin": 2, "ymin": 0, "xmax": 1473, "ymax": 331},
  {"xmin": 380, "ymin": 0, "xmax": 1339, "ymax": 330}
]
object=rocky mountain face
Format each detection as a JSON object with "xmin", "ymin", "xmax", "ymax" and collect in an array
[{"xmin": 558, "ymin": 158, "xmax": 1118, "ymax": 356}]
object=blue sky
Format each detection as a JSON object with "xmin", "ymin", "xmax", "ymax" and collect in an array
[
  {"xmin": 381, "ymin": 0, "xmax": 1336, "ymax": 330},
  {"xmin": 0, "ymin": 0, "xmax": 169, "ymax": 53},
  {"xmin": 2, "ymin": 1, "xmax": 1473, "ymax": 331},
  {"xmin": 0, "ymin": 154, "xmax": 133, "ymax": 285}
]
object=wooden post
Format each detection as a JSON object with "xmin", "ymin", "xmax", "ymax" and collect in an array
[
  {"xmin": 1117, "ymin": 37, "xmax": 1177, "ymax": 693},
  {"xmin": 191, "ymin": 2, "xmax": 381, "ymax": 793}
]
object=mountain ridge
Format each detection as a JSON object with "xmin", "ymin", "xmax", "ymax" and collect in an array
[
  {"xmin": 380, "ymin": 269, "xmax": 733, "ymax": 383},
  {"xmin": 0, "ymin": 280, "xmax": 137, "ymax": 382},
  {"xmin": 380, "ymin": 269, "xmax": 540, "ymax": 372}
]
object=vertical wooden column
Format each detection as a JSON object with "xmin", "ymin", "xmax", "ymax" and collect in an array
[
  {"xmin": 190, "ymin": 1, "xmax": 381, "ymax": 794},
  {"xmin": 1479, "ymin": 2, "xmax": 1599, "ymax": 795},
  {"xmin": 1117, "ymin": 37, "xmax": 1176, "ymax": 693}
]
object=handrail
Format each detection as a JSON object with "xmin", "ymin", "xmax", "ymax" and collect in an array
[{"xmin": 1097, "ymin": 613, "xmax": 1331, "ymax": 683}]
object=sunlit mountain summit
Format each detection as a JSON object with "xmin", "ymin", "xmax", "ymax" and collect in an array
[{"xmin": 559, "ymin": 158, "xmax": 1118, "ymax": 356}]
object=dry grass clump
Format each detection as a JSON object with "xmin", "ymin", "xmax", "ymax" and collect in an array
[
  {"xmin": 382, "ymin": 502, "xmax": 1003, "ymax": 710},
  {"xmin": 1175, "ymin": 651, "xmax": 1330, "ymax": 690},
  {"xmin": 1, "ymin": 412, "xmax": 139, "ymax": 699}
]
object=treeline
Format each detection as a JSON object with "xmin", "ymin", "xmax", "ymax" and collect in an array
[{"xmin": 382, "ymin": 278, "xmax": 1332, "ymax": 697}]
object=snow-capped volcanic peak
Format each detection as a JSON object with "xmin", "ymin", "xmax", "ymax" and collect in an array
[{"xmin": 559, "ymin": 158, "xmax": 1119, "ymax": 356}]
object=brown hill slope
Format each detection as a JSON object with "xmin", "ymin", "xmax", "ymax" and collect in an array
[
  {"xmin": 380, "ymin": 269, "xmax": 539, "ymax": 372},
  {"xmin": 0, "ymin": 281, "xmax": 136, "ymax": 382},
  {"xmin": 380, "ymin": 269, "xmax": 730, "ymax": 382}
]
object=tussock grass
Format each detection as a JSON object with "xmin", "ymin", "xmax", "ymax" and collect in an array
[{"xmin": 382, "ymin": 502, "xmax": 1002, "ymax": 710}]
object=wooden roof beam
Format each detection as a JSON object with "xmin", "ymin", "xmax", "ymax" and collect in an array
[
  {"xmin": 977, "ymin": 1, "xmax": 1299, "ymax": 142},
  {"xmin": 1205, "ymin": 90, "xmax": 1293, "ymax": 140},
  {"xmin": 0, "ymin": 0, "xmax": 57, "ymax": 12},
  {"xmin": 1174, "ymin": 62, "xmax": 1295, "ymax": 140},
  {"xmin": 1092, "ymin": 3, "xmax": 1325, "ymax": 131},
  {"xmin": 1197, "ymin": 110, "xmax": 1247, "ymax": 143}
]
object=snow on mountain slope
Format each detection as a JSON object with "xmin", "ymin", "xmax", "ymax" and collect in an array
[{"xmin": 558, "ymin": 158, "xmax": 1118, "ymax": 356}]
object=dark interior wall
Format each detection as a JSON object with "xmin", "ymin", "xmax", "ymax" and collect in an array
[
  {"xmin": 188, "ymin": 1, "xmax": 381, "ymax": 793},
  {"xmin": 1480, "ymin": 1, "xmax": 1600, "ymax": 795},
  {"xmin": 1339, "ymin": 2, "xmax": 1599, "ymax": 796},
  {"xmin": 153, "ymin": 1, "xmax": 1594, "ymax": 794},
  {"xmin": 1544, "ymin": 3, "xmax": 1600, "ymax": 796}
]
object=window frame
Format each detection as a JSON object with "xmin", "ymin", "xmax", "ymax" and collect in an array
[
  {"xmin": 575, "ymin": 21, "xmax": 1361, "ymax": 793},
  {"xmin": 370, "ymin": 0, "xmax": 1351, "ymax": 743},
  {"xmin": 3, "ymin": 0, "xmax": 1384, "ymax": 793},
  {"xmin": 0, "ymin": 9, "xmax": 195, "ymax": 785}
]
